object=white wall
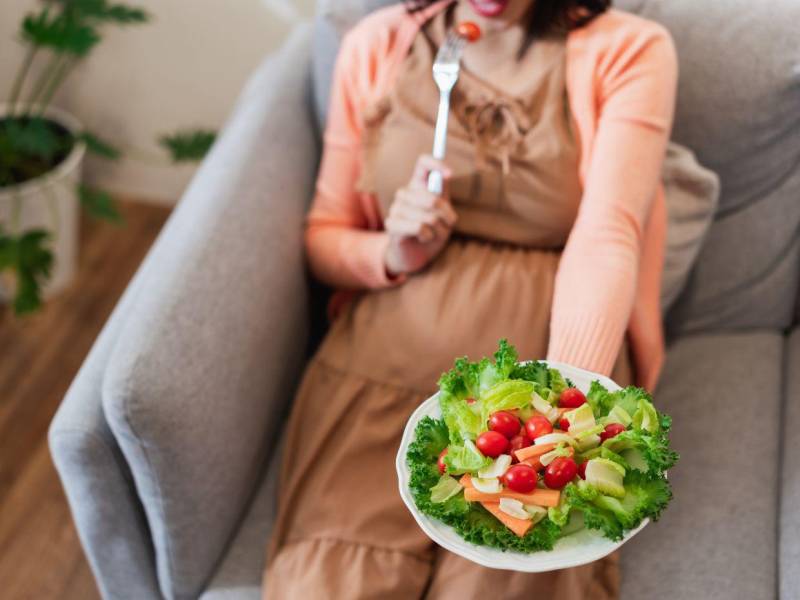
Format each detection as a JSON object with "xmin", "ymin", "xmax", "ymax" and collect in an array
[{"xmin": 0, "ymin": 0, "xmax": 316, "ymax": 204}]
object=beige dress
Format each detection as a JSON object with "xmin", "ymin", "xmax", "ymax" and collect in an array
[{"xmin": 264, "ymin": 9, "xmax": 631, "ymax": 599}]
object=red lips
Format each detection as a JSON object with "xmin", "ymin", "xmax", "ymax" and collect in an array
[{"xmin": 467, "ymin": 0, "xmax": 510, "ymax": 18}]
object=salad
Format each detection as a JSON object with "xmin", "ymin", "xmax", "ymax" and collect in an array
[{"xmin": 406, "ymin": 340, "xmax": 678, "ymax": 553}]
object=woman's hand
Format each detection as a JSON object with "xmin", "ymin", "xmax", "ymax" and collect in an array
[{"xmin": 384, "ymin": 155, "xmax": 458, "ymax": 276}]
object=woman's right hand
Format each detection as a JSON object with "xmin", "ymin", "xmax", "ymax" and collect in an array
[{"xmin": 384, "ymin": 155, "xmax": 458, "ymax": 277}]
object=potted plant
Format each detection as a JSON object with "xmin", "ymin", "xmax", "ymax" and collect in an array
[{"xmin": 1, "ymin": 0, "xmax": 215, "ymax": 314}]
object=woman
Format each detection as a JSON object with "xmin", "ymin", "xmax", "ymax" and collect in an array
[{"xmin": 264, "ymin": 0, "xmax": 676, "ymax": 597}]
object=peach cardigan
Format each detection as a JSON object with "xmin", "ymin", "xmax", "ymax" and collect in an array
[{"xmin": 304, "ymin": 1, "xmax": 678, "ymax": 390}]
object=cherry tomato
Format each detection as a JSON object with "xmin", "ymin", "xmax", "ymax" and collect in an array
[
  {"xmin": 476, "ymin": 431, "xmax": 509, "ymax": 458},
  {"xmin": 600, "ymin": 422, "xmax": 626, "ymax": 443},
  {"xmin": 544, "ymin": 457, "xmax": 578, "ymax": 489},
  {"xmin": 508, "ymin": 434, "xmax": 532, "ymax": 462},
  {"xmin": 525, "ymin": 415, "xmax": 553, "ymax": 441},
  {"xmin": 466, "ymin": 397, "xmax": 476, "ymax": 405},
  {"xmin": 577, "ymin": 461, "xmax": 587, "ymax": 480},
  {"xmin": 437, "ymin": 448, "xmax": 448, "ymax": 474},
  {"xmin": 503, "ymin": 464, "xmax": 538, "ymax": 493},
  {"xmin": 559, "ymin": 387, "xmax": 587, "ymax": 408},
  {"xmin": 557, "ymin": 417, "xmax": 570, "ymax": 431},
  {"xmin": 455, "ymin": 21, "xmax": 482, "ymax": 42},
  {"xmin": 489, "ymin": 411, "xmax": 521, "ymax": 439}
]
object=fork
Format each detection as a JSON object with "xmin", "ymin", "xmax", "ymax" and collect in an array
[{"xmin": 427, "ymin": 30, "xmax": 467, "ymax": 195}]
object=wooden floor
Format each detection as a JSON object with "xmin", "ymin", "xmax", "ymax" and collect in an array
[{"xmin": 0, "ymin": 200, "xmax": 171, "ymax": 600}]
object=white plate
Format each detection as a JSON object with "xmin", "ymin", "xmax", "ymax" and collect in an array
[{"xmin": 395, "ymin": 360, "xmax": 649, "ymax": 572}]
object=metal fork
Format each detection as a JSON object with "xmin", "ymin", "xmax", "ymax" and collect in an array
[{"xmin": 428, "ymin": 31, "xmax": 467, "ymax": 195}]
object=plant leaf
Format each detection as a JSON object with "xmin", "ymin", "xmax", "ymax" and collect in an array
[
  {"xmin": 159, "ymin": 129, "xmax": 216, "ymax": 163},
  {"xmin": 21, "ymin": 8, "xmax": 101, "ymax": 57},
  {"xmin": 78, "ymin": 184, "xmax": 123, "ymax": 223},
  {"xmin": 102, "ymin": 5, "xmax": 150, "ymax": 24},
  {"xmin": 1, "ymin": 118, "xmax": 64, "ymax": 162},
  {"xmin": 52, "ymin": 0, "xmax": 150, "ymax": 24},
  {"xmin": 75, "ymin": 131, "xmax": 121, "ymax": 159},
  {"xmin": 0, "ymin": 226, "xmax": 53, "ymax": 315}
]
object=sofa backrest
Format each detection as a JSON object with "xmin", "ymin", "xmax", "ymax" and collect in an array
[{"xmin": 313, "ymin": 0, "xmax": 800, "ymax": 335}]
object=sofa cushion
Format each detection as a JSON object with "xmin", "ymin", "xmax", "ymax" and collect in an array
[
  {"xmin": 200, "ymin": 434, "xmax": 284, "ymax": 600},
  {"xmin": 780, "ymin": 328, "xmax": 800, "ymax": 600},
  {"xmin": 660, "ymin": 142, "xmax": 719, "ymax": 311},
  {"xmin": 616, "ymin": 0, "xmax": 800, "ymax": 335},
  {"xmin": 620, "ymin": 330, "xmax": 783, "ymax": 600}
]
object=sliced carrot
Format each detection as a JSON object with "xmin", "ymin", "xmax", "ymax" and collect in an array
[
  {"xmin": 479, "ymin": 501, "xmax": 532, "ymax": 537},
  {"xmin": 522, "ymin": 457, "xmax": 544, "ymax": 470},
  {"xmin": 514, "ymin": 442, "xmax": 556, "ymax": 463},
  {"xmin": 460, "ymin": 475, "xmax": 560, "ymax": 507},
  {"xmin": 464, "ymin": 486, "xmax": 560, "ymax": 508}
]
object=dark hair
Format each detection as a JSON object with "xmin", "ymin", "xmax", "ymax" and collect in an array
[{"xmin": 406, "ymin": 0, "xmax": 611, "ymax": 37}]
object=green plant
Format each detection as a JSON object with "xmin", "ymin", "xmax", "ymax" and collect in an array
[{"xmin": 1, "ymin": 0, "xmax": 216, "ymax": 314}]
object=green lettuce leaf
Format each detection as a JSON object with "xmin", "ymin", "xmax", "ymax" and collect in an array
[
  {"xmin": 563, "ymin": 481, "xmax": 625, "ymax": 541},
  {"xmin": 548, "ymin": 368, "xmax": 568, "ymax": 395},
  {"xmin": 439, "ymin": 392, "xmax": 483, "ymax": 443},
  {"xmin": 481, "ymin": 380, "xmax": 535, "ymax": 424},
  {"xmin": 602, "ymin": 429, "xmax": 678, "ymax": 478},
  {"xmin": 632, "ymin": 398, "xmax": 659, "ymax": 433},
  {"xmin": 594, "ymin": 471, "xmax": 673, "ymax": 528},
  {"xmin": 510, "ymin": 360, "xmax": 550, "ymax": 387},
  {"xmin": 430, "ymin": 475, "xmax": 463, "ymax": 503},
  {"xmin": 444, "ymin": 439, "xmax": 492, "ymax": 475}
]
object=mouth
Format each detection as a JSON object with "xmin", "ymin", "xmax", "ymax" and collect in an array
[{"xmin": 467, "ymin": 0, "xmax": 510, "ymax": 18}]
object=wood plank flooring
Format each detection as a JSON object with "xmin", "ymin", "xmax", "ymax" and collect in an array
[{"xmin": 0, "ymin": 200, "xmax": 171, "ymax": 600}]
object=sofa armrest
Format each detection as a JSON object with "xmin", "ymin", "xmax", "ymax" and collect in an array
[
  {"xmin": 101, "ymin": 24, "xmax": 317, "ymax": 600},
  {"xmin": 50, "ymin": 262, "xmax": 163, "ymax": 600}
]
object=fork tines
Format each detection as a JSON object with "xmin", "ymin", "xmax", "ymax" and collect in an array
[{"xmin": 436, "ymin": 31, "xmax": 467, "ymax": 65}]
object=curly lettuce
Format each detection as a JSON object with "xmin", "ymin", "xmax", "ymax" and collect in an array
[{"xmin": 407, "ymin": 416, "xmax": 561, "ymax": 552}]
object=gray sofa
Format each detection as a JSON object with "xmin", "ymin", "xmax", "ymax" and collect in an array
[{"xmin": 49, "ymin": 1, "xmax": 800, "ymax": 599}]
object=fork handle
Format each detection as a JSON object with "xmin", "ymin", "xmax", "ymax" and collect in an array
[{"xmin": 428, "ymin": 89, "xmax": 451, "ymax": 195}]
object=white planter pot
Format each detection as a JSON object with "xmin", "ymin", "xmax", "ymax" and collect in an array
[{"xmin": 0, "ymin": 104, "xmax": 86, "ymax": 303}]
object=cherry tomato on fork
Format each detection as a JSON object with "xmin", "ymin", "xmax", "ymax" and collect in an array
[
  {"xmin": 476, "ymin": 431, "xmax": 509, "ymax": 458},
  {"xmin": 525, "ymin": 415, "xmax": 553, "ymax": 441},
  {"xmin": 544, "ymin": 457, "xmax": 578, "ymax": 489},
  {"xmin": 489, "ymin": 411, "xmax": 521, "ymax": 439},
  {"xmin": 455, "ymin": 21, "xmax": 482, "ymax": 42},
  {"xmin": 559, "ymin": 387, "xmax": 587, "ymax": 408}
]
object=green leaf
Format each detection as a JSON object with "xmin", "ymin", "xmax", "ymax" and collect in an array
[
  {"xmin": 510, "ymin": 360, "xmax": 549, "ymax": 387},
  {"xmin": 0, "ymin": 226, "xmax": 53, "ymax": 315},
  {"xmin": 75, "ymin": 131, "xmax": 121, "ymax": 159},
  {"xmin": 22, "ymin": 9, "xmax": 101, "ymax": 56},
  {"xmin": 49, "ymin": 0, "xmax": 150, "ymax": 24},
  {"xmin": 439, "ymin": 392, "xmax": 483, "ymax": 444},
  {"xmin": 78, "ymin": 185, "xmax": 123, "ymax": 223},
  {"xmin": 159, "ymin": 129, "xmax": 216, "ymax": 163},
  {"xmin": 102, "ymin": 5, "xmax": 150, "ymax": 23},
  {"xmin": 2, "ymin": 118, "xmax": 63, "ymax": 161},
  {"xmin": 442, "ymin": 439, "xmax": 491, "ymax": 475}
]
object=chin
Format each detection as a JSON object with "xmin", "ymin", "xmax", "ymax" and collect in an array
[{"xmin": 467, "ymin": 0, "xmax": 510, "ymax": 19}]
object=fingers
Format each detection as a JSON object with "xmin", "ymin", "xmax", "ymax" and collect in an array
[
  {"xmin": 385, "ymin": 201, "xmax": 455, "ymax": 240},
  {"xmin": 394, "ymin": 188, "xmax": 458, "ymax": 226},
  {"xmin": 410, "ymin": 154, "xmax": 452, "ymax": 191}
]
